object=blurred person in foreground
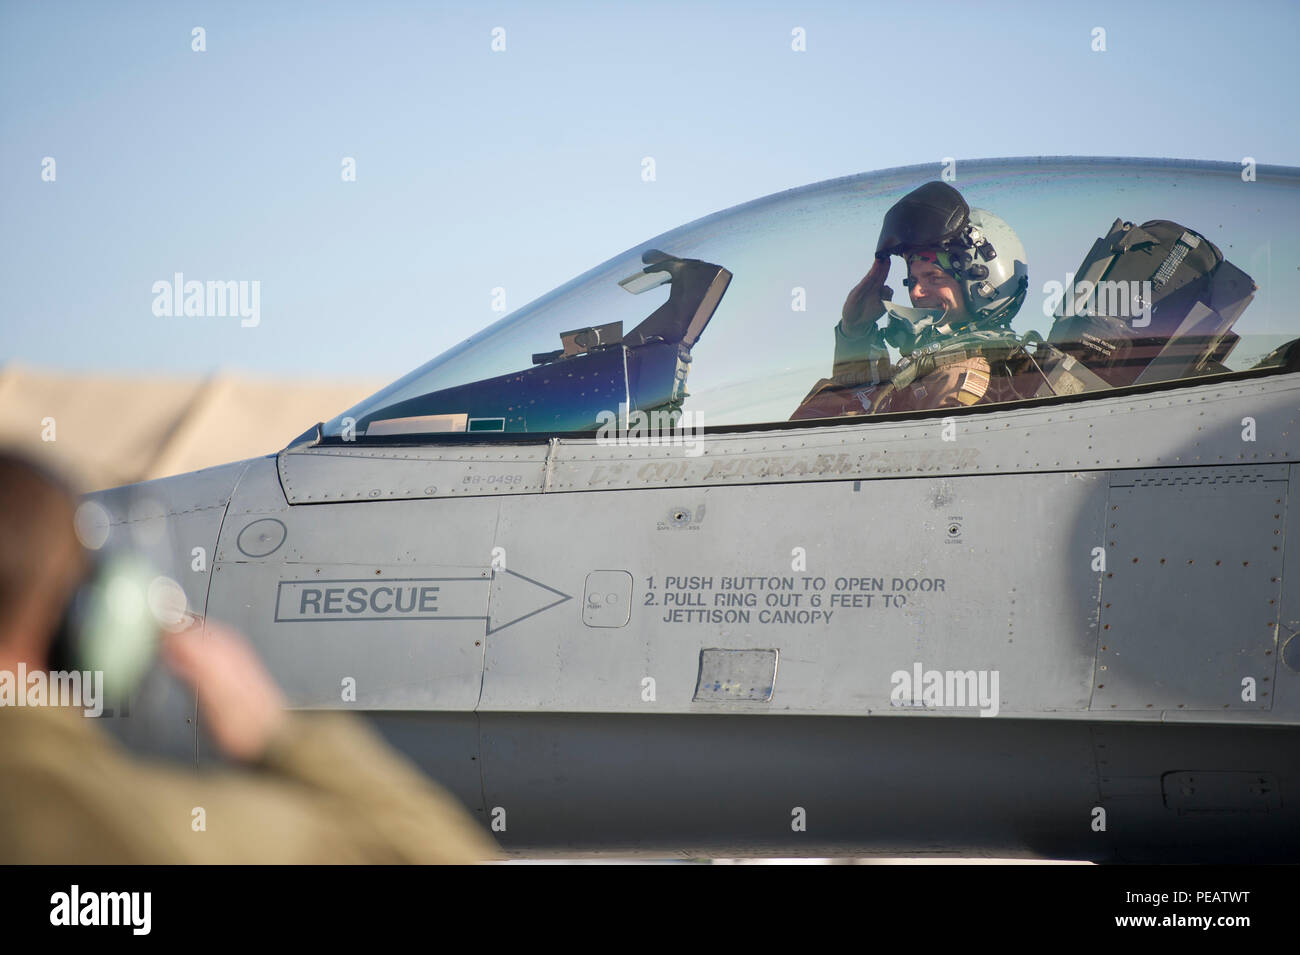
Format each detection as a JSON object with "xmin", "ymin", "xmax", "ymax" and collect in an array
[{"xmin": 0, "ymin": 449, "xmax": 502, "ymax": 864}]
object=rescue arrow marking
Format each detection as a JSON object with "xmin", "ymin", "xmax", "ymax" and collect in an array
[{"xmin": 273, "ymin": 569, "xmax": 570, "ymax": 634}]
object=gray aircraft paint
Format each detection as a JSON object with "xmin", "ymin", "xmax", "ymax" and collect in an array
[
  {"xmin": 82, "ymin": 371, "xmax": 1300, "ymax": 860},
  {"xmin": 78, "ymin": 149, "xmax": 1300, "ymax": 860}
]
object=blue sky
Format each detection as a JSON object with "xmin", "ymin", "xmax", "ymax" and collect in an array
[{"xmin": 2, "ymin": 0, "xmax": 1298, "ymax": 381}]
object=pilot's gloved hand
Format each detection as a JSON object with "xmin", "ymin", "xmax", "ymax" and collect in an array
[{"xmin": 841, "ymin": 257, "xmax": 893, "ymax": 339}]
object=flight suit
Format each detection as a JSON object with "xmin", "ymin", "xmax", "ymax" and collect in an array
[
  {"xmin": 908, "ymin": 356, "xmax": 992, "ymax": 408},
  {"xmin": 791, "ymin": 321, "xmax": 1020, "ymax": 419},
  {"xmin": 790, "ymin": 321, "xmax": 892, "ymax": 419},
  {"xmin": 880, "ymin": 321, "xmax": 1033, "ymax": 412},
  {"xmin": 878, "ymin": 354, "xmax": 1008, "ymax": 413},
  {"xmin": 0, "ymin": 703, "xmax": 505, "ymax": 864}
]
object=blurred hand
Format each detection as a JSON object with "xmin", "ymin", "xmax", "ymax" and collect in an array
[
  {"xmin": 841, "ymin": 257, "xmax": 894, "ymax": 338},
  {"xmin": 162, "ymin": 620, "xmax": 288, "ymax": 763}
]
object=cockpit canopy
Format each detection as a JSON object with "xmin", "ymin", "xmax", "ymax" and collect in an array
[{"xmin": 323, "ymin": 157, "xmax": 1300, "ymax": 439}]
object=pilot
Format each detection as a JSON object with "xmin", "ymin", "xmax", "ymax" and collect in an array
[
  {"xmin": 0, "ymin": 450, "xmax": 504, "ymax": 863},
  {"xmin": 792, "ymin": 181, "xmax": 1030, "ymax": 418}
]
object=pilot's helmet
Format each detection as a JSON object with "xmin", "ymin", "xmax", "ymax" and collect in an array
[
  {"xmin": 951, "ymin": 207, "xmax": 1028, "ymax": 325},
  {"xmin": 878, "ymin": 182, "xmax": 1029, "ymax": 327}
]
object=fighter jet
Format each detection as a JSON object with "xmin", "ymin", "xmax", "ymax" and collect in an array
[{"xmin": 85, "ymin": 156, "xmax": 1300, "ymax": 862}]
